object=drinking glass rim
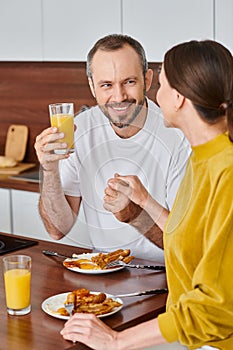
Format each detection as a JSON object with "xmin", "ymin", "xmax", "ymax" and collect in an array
[
  {"xmin": 49, "ymin": 102, "xmax": 74, "ymax": 107},
  {"xmin": 3, "ymin": 255, "xmax": 31, "ymax": 268}
]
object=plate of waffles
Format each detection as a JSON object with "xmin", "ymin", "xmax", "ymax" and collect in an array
[
  {"xmin": 63, "ymin": 252, "xmax": 125, "ymax": 274},
  {"xmin": 41, "ymin": 290, "xmax": 123, "ymax": 320},
  {"xmin": 63, "ymin": 249, "xmax": 134, "ymax": 274}
]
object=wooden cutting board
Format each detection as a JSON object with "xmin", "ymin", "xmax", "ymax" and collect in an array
[
  {"xmin": 0, "ymin": 124, "xmax": 36, "ymax": 175},
  {"xmin": 5, "ymin": 124, "xmax": 28, "ymax": 161}
]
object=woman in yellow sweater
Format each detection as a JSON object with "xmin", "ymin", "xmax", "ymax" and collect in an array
[{"xmin": 61, "ymin": 40, "xmax": 233, "ymax": 349}]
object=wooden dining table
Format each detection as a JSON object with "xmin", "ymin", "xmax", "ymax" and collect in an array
[{"xmin": 0, "ymin": 233, "xmax": 167, "ymax": 350}]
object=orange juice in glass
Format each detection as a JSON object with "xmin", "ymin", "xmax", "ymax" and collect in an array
[
  {"xmin": 49, "ymin": 102, "xmax": 74, "ymax": 154},
  {"xmin": 3, "ymin": 255, "xmax": 31, "ymax": 315}
]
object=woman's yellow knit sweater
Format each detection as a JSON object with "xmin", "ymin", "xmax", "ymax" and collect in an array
[{"xmin": 158, "ymin": 133, "xmax": 233, "ymax": 349}]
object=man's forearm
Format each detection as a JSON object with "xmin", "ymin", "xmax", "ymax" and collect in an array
[
  {"xmin": 39, "ymin": 170, "xmax": 76, "ymax": 239},
  {"xmin": 114, "ymin": 202, "xmax": 164, "ymax": 249}
]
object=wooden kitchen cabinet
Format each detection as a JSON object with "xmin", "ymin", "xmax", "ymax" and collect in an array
[
  {"xmin": 11, "ymin": 189, "xmax": 91, "ymax": 248},
  {"xmin": 42, "ymin": 0, "xmax": 122, "ymax": 61},
  {"xmin": 0, "ymin": 188, "xmax": 12, "ymax": 233},
  {"xmin": 122, "ymin": 0, "xmax": 214, "ymax": 61},
  {"xmin": 0, "ymin": 0, "xmax": 43, "ymax": 61}
]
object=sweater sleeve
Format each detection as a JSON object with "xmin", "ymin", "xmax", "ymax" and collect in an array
[{"xmin": 158, "ymin": 167, "xmax": 233, "ymax": 349}]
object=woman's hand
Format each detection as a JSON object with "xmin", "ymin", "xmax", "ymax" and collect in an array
[
  {"xmin": 60, "ymin": 313, "xmax": 118, "ymax": 350},
  {"xmin": 106, "ymin": 173, "xmax": 150, "ymax": 209},
  {"xmin": 104, "ymin": 173, "xmax": 168, "ymax": 232}
]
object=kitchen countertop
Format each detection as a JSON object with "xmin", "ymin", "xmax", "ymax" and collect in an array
[{"xmin": 0, "ymin": 172, "xmax": 40, "ymax": 192}]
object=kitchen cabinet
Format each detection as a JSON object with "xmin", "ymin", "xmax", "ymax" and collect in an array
[
  {"xmin": 11, "ymin": 189, "xmax": 91, "ymax": 248},
  {"xmin": 0, "ymin": 0, "xmax": 43, "ymax": 61},
  {"xmin": 0, "ymin": 0, "xmax": 231, "ymax": 62},
  {"xmin": 0, "ymin": 0, "xmax": 121, "ymax": 61},
  {"xmin": 43, "ymin": 0, "xmax": 121, "ymax": 61},
  {"xmin": 122, "ymin": 0, "xmax": 214, "ymax": 61},
  {"xmin": 215, "ymin": 0, "xmax": 233, "ymax": 53},
  {"xmin": 11, "ymin": 189, "xmax": 50, "ymax": 239},
  {"xmin": 0, "ymin": 188, "xmax": 12, "ymax": 233}
]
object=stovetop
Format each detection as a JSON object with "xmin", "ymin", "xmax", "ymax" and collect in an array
[{"xmin": 0, "ymin": 234, "xmax": 38, "ymax": 255}]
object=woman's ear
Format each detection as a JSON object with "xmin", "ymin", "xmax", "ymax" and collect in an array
[
  {"xmin": 174, "ymin": 91, "xmax": 185, "ymax": 111},
  {"xmin": 145, "ymin": 68, "xmax": 154, "ymax": 92},
  {"xmin": 88, "ymin": 78, "xmax": 96, "ymax": 98}
]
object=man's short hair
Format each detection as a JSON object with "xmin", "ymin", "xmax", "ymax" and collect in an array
[{"xmin": 86, "ymin": 34, "xmax": 148, "ymax": 79}]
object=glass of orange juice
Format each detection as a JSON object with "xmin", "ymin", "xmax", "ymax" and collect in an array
[
  {"xmin": 49, "ymin": 102, "xmax": 75, "ymax": 154},
  {"xmin": 3, "ymin": 255, "xmax": 31, "ymax": 315}
]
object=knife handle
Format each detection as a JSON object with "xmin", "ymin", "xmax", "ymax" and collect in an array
[
  {"xmin": 143, "ymin": 288, "xmax": 168, "ymax": 295},
  {"xmin": 136, "ymin": 265, "xmax": 166, "ymax": 271},
  {"xmin": 145, "ymin": 265, "xmax": 165, "ymax": 271}
]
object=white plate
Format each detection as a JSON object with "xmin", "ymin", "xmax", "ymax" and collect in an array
[
  {"xmin": 63, "ymin": 252, "xmax": 125, "ymax": 274},
  {"xmin": 41, "ymin": 291, "xmax": 123, "ymax": 320}
]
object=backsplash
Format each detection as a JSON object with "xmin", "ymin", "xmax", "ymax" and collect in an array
[{"xmin": 0, "ymin": 61, "xmax": 160, "ymax": 163}]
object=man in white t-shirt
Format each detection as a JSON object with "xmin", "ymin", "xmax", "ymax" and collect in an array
[{"xmin": 35, "ymin": 34, "xmax": 190, "ymax": 262}]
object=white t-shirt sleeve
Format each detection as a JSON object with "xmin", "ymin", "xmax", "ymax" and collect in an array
[
  {"xmin": 166, "ymin": 135, "xmax": 191, "ymax": 210},
  {"xmin": 59, "ymin": 154, "xmax": 81, "ymax": 197}
]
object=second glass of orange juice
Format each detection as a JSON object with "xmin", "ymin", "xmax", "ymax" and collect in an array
[
  {"xmin": 3, "ymin": 255, "xmax": 31, "ymax": 315},
  {"xmin": 49, "ymin": 102, "xmax": 74, "ymax": 154}
]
